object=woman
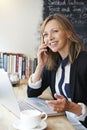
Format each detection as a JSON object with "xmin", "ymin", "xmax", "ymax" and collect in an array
[{"xmin": 27, "ymin": 13, "xmax": 87, "ymax": 129}]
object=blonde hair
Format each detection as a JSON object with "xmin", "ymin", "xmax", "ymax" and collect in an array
[{"xmin": 40, "ymin": 13, "xmax": 84, "ymax": 70}]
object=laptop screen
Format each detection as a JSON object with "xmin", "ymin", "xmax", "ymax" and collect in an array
[{"xmin": 0, "ymin": 69, "xmax": 20, "ymax": 118}]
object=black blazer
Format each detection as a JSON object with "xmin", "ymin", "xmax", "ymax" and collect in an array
[{"xmin": 27, "ymin": 51, "xmax": 87, "ymax": 127}]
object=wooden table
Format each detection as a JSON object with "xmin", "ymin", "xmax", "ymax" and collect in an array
[{"xmin": 0, "ymin": 83, "xmax": 75, "ymax": 130}]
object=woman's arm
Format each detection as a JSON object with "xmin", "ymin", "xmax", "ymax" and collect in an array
[
  {"xmin": 46, "ymin": 94, "xmax": 87, "ymax": 121},
  {"xmin": 30, "ymin": 44, "xmax": 49, "ymax": 83}
]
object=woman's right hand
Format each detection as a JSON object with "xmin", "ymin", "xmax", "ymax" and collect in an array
[
  {"xmin": 37, "ymin": 44, "xmax": 49, "ymax": 67},
  {"xmin": 31, "ymin": 44, "xmax": 49, "ymax": 83}
]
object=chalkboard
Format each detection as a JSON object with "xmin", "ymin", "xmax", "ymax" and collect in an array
[{"xmin": 43, "ymin": 0, "xmax": 87, "ymax": 50}]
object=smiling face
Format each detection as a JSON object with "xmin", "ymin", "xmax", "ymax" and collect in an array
[{"xmin": 43, "ymin": 19, "xmax": 70, "ymax": 58}]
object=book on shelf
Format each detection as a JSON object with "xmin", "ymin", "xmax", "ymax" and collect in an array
[{"xmin": 0, "ymin": 52, "xmax": 37, "ymax": 84}]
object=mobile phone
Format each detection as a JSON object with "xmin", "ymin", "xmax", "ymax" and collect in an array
[{"xmin": 45, "ymin": 47, "xmax": 50, "ymax": 55}]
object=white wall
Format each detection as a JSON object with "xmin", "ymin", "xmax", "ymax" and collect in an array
[{"xmin": 0, "ymin": 0, "xmax": 43, "ymax": 58}]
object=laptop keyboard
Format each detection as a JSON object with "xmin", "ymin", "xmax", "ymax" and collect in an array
[
  {"xmin": 18, "ymin": 99, "xmax": 36, "ymax": 111},
  {"xmin": 17, "ymin": 98, "xmax": 65, "ymax": 116}
]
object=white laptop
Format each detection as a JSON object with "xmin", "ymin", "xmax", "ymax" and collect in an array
[
  {"xmin": 0, "ymin": 69, "xmax": 65, "ymax": 118},
  {"xmin": 0, "ymin": 68, "xmax": 20, "ymax": 118}
]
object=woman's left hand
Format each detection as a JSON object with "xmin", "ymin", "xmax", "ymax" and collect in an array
[{"xmin": 46, "ymin": 93, "xmax": 69, "ymax": 112}]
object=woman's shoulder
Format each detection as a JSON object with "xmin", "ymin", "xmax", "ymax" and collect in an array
[
  {"xmin": 77, "ymin": 51, "xmax": 87, "ymax": 63},
  {"xmin": 78, "ymin": 51, "xmax": 87, "ymax": 58}
]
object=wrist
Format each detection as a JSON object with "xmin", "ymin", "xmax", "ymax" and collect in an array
[
  {"xmin": 31, "ymin": 65, "xmax": 44, "ymax": 83},
  {"xmin": 67, "ymin": 101, "xmax": 82, "ymax": 116},
  {"xmin": 35, "ymin": 64, "xmax": 44, "ymax": 74},
  {"xmin": 37, "ymin": 63, "xmax": 45, "ymax": 69}
]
